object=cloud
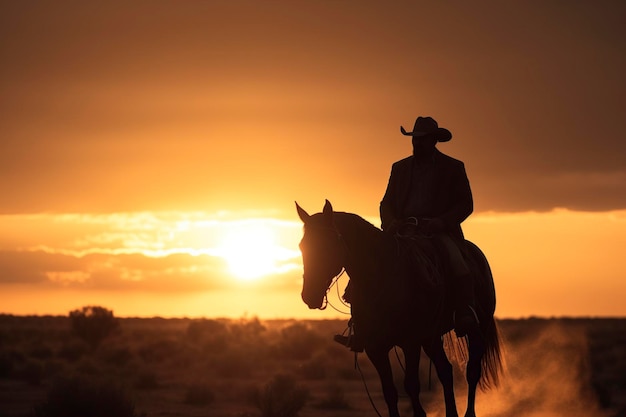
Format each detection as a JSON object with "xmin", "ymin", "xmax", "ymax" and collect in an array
[
  {"xmin": 472, "ymin": 169, "xmax": 626, "ymax": 212},
  {"xmin": 1, "ymin": 2, "xmax": 625, "ymax": 214},
  {"xmin": 0, "ymin": 250, "xmax": 230, "ymax": 292},
  {"xmin": 0, "ymin": 251, "xmax": 60, "ymax": 283},
  {"xmin": 0, "ymin": 248, "xmax": 303, "ymax": 293},
  {"xmin": 0, "ymin": 212, "xmax": 304, "ymax": 291}
]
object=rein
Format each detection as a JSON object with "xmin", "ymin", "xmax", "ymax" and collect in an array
[
  {"xmin": 320, "ymin": 267, "xmax": 350, "ymax": 314},
  {"xmin": 304, "ymin": 222, "xmax": 352, "ymax": 314}
]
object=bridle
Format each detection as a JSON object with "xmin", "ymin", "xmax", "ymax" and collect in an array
[
  {"xmin": 303, "ymin": 223, "xmax": 350, "ymax": 313},
  {"xmin": 320, "ymin": 267, "xmax": 350, "ymax": 313}
]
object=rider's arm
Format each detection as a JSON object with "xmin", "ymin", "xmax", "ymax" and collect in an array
[
  {"xmin": 439, "ymin": 162, "xmax": 473, "ymax": 228},
  {"xmin": 380, "ymin": 162, "xmax": 402, "ymax": 231}
]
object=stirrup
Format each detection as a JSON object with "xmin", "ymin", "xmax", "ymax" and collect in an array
[
  {"xmin": 333, "ymin": 334, "xmax": 350, "ymax": 347},
  {"xmin": 333, "ymin": 324, "xmax": 363, "ymax": 352},
  {"xmin": 333, "ymin": 322, "xmax": 353, "ymax": 347}
]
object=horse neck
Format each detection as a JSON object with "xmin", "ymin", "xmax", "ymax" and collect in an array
[{"xmin": 333, "ymin": 213, "xmax": 384, "ymax": 284}]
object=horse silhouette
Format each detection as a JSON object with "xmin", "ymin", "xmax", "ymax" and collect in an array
[{"xmin": 296, "ymin": 200, "xmax": 503, "ymax": 417}]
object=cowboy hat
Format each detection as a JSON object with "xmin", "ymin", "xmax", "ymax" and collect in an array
[{"xmin": 400, "ymin": 116, "xmax": 452, "ymax": 142}]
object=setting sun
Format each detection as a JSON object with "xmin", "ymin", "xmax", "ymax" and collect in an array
[{"xmin": 216, "ymin": 222, "xmax": 287, "ymax": 281}]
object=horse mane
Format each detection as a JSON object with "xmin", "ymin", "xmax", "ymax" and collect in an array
[{"xmin": 332, "ymin": 211, "xmax": 382, "ymax": 246}]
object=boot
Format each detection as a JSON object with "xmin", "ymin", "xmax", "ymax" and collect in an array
[
  {"xmin": 333, "ymin": 334, "xmax": 364, "ymax": 352},
  {"xmin": 453, "ymin": 273, "xmax": 479, "ymax": 337},
  {"xmin": 333, "ymin": 319, "xmax": 364, "ymax": 352}
]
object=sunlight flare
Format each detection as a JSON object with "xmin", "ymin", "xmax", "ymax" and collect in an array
[{"xmin": 216, "ymin": 222, "xmax": 289, "ymax": 281}]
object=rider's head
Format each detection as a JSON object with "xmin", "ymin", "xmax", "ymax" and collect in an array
[
  {"xmin": 400, "ymin": 116, "xmax": 452, "ymax": 159},
  {"xmin": 412, "ymin": 133, "xmax": 438, "ymax": 158}
]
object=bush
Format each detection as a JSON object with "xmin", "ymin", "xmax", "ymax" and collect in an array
[
  {"xmin": 0, "ymin": 349, "xmax": 17, "ymax": 377},
  {"xmin": 137, "ymin": 338, "xmax": 180, "ymax": 363},
  {"xmin": 297, "ymin": 355, "xmax": 327, "ymax": 380},
  {"xmin": 277, "ymin": 323, "xmax": 324, "ymax": 361},
  {"xmin": 34, "ymin": 375, "xmax": 137, "ymax": 417},
  {"xmin": 69, "ymin": 306, "xmax": 119, "ymax": 349},
  {"xmin": 15, "ymin": 358, "xmax": 44, "ymax": 385},
  {"xmin": 212, "ymin": 349, "xmax": 256, "ymax": 379},
  {"xmin": 57, "ymin": 339, "xmax": 90, "ymax": 362},
  {"xmin": 315, "ymin": 383, "xmax": 351, "ymax": 410},
  {"xmin": 28, "ymin": 343, "xmax": 54, "ymax": 360},
  {"xmin": 253, "ymin": 374, "xmax": 309, "ymax": 417},
  {"xmin": 230, "ymin": 317, "xmax": 266, "ymax": 343},
  {"xmin": 134, "ymin": 369, "xmax": 160, "ymax": 390},
  {"xmin": 99, "ymin": 345, "xmax": 134, "ymax": 366},
  {"xmin": 187, "ymin": 319, "xmax": 228, "ymax": 343},
  {"xmin": 184, "ymin": 382, "xmax": 215, "ymax": 406}
]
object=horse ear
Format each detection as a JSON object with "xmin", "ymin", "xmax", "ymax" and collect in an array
[
  {"xmin": 295, "ymin": 201, "xmax": 310, "ymax": 223},
  {"xmin": 323, "ymin": 199, "xmax": 333, "ymax": 220}
]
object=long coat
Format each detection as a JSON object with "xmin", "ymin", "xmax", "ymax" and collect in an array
[{"xmin": 379, "ymin": 149, "xmax": 473, "ymax": 240}]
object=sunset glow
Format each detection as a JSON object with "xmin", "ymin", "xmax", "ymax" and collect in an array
[
  {"xmin": 1, "ymin": 208, "xmax": 625, "ymax": 318},
  {"xmin": 1, "ymin": 2, "xmax": 625, "ymax": 320},
  {"xmin": 215, "ymin": 221, "xmax": 295, "ymax": 281}
]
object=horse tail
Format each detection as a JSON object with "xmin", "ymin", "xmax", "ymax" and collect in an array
[
  {"xmin": 479, "ymin": 313, "xmax": 504, "ymax": 390},
  {"xmin": 465, "ymin": 239, "xmax": 504, "ymax": 391}
]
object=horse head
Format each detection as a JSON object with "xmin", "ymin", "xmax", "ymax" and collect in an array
[{"xmin": 295, "ymin": 200, "xmax": 347, "ymax": 309}]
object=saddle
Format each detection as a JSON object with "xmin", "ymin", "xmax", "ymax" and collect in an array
[{"xmin": 395, "ymin": 232, "xmax": 445, "ymax": 294}]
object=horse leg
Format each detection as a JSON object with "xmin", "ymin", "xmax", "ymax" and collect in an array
[
  {"xmin": 423, "ymin": 339, "xmax": 459, "ymax": 417},
  {"xmin": 464, "ymin": 330, "xmax": 486, "ymax": 417},
  {"xmin": 366, "ymin": 346, "xmax": 400, "ymax": 417},
  {"xmin": 402, "ymin": 345, "xmax": 427, "ymax": 417}
]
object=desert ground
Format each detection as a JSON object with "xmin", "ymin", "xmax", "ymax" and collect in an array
[{"xmin": 0, "ymin": 313, "xmax": 624, "ymax": 417}]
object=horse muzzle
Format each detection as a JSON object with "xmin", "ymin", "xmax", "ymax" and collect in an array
[{"xmin": 301, "ymin": 289, "xmax": 325, "ymax": 309}]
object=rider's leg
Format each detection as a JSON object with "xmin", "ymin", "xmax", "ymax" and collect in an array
[
  {"xmin": 333, "ymin": 317, "xmax": 365, "ymax": 352},
  {"xmin": 452, "ymin": 272, "xmax": 479, "ymax": 337},
  {"xmin": 333, "ymin": 298, "xmax": 365, "ymax": 352},
  {"xmin": 438, "ymin": 235, "xmax": 478, "ymax": 337}
]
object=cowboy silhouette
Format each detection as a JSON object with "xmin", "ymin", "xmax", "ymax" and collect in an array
[{"xmin": 335, "ymin": 116, "xmax": 478, "ymax": 351}]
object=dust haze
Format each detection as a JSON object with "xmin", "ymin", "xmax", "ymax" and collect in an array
[{"xmin": 426, "ymin": 320, "xmax": 611, "ymax": 416}]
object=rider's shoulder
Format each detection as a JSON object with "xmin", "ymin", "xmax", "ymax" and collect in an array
[
  {"xmin": 435, "ymin": 151, "xmax": 465, "ymax": 167},
  {"xmin": 392, "ymin": 156, "xmax": 413, "ymax": 168}
]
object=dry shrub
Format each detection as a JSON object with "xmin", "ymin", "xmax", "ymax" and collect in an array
[
  {"xmin": 335, "ymin": 365, "xmax": 361, "ymax": 380},
  {"xmin": 276, "ymin": 323, "xmax": 324, "ymax": 361},
  {"xmin": 42, "ymin": 359, "xmax": 69, "ymax": 380},
  {"xmin": 187, "ymin": 319, "xmax": 228, "ymax": 343},
  {"xmin": 137, "ymin": 338, "xmax": 180, "ymax": 363},
  {"xmin": 99, "ymin": 344, "xmax": 135, "ymax": 367},
  {"xmin": 69, "ymin": 306, "xmax": 119, "ymax": 349},
  {"xmin": 57, "ymin": 339, "xmax": 90, "ymax": 362},
  {"xmin": 230, "ymin": 317, "xmax": 266, "ymax": 340},
  {"xmin": 28, "ymin": 342, "xmax": 54, "ymax": 360},
  {"xmin": 0, "ymin": 349, "xmax": 18, "ymax": 377},
  {"xmin": 315, "ymin": 383, "xmax": 351, "ymax": 410},
  {"xmin": 134, "ymin": 369, "xmax": 160, "ymax": 390},
  {"xmin": 15, "ymin": 358, "xmax": 44, "ymax": 385},
  {"xmin": 34, "ymin": 375, "xmax": 138, "ymax": 417},
  {"xmin": 297, "ymin": 354, "xmax": 327, "ymax": 380},
  {"xmin": 212, "ymin": 348, "xmax": 255, "ymax": 378},
  {"xmin": 253, "ymin": 374, "xmax": 309, "ymax": 417},
  {"xmin": 184, "ymin": 382, "xmax": 215, "ymax": 406}
]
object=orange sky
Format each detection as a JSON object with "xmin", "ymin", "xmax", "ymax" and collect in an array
[{"xmin": 1, "ymin": 2, "xmax": 625, "ymax": 318}]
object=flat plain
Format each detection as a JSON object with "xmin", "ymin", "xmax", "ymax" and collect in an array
[{"xmin": 0, "ymin": 315, "xmax": 624, "ymax": 417}]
